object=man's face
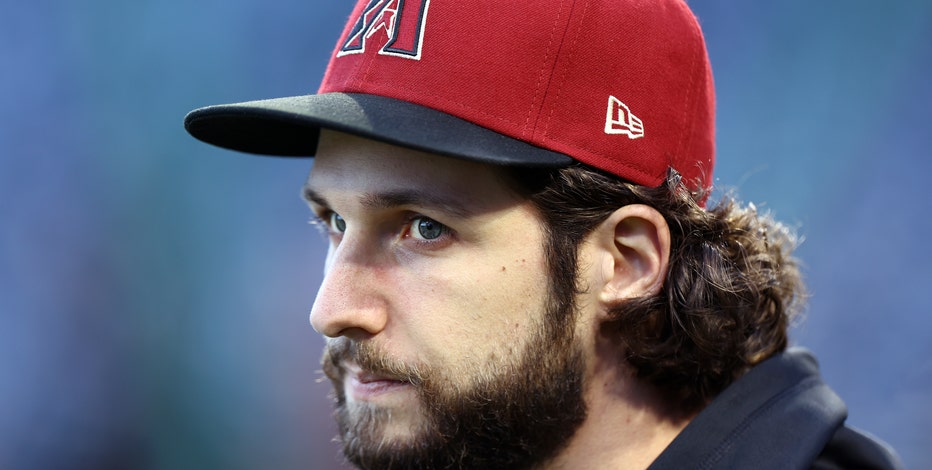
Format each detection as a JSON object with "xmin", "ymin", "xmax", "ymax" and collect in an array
[{"xmin": 305, "ymin": 130, "xmax": 588, "ymax": 469}]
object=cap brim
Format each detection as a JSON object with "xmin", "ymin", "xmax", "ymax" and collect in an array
[{"xmin": 184, "ymin": 92, "xmax": 572, "ymax": 167}]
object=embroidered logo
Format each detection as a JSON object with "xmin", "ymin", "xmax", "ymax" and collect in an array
[
  {"xmin": 604, "ymin": 96, "xmax": 644, "ymax": 139},
  {"xmin": 337, "ymin": 0, "xmax": 431, "ymax": 60}
]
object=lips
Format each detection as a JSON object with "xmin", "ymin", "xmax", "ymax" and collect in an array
[{"xmin": 345, "ymin": 365, "xmax": 412, "ymax": 400}]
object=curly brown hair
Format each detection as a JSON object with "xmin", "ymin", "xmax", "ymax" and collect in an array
[{"xmin": 511, "ymin": 164, "xmax": 806, "ymax": 414}]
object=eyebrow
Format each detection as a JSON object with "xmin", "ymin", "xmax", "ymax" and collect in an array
[{"xmin": 302, "ymin": 186, "xmax": 476, "ymax": 219}]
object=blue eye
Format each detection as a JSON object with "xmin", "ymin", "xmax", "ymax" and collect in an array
[
  {"xmin": 410, "ymin": 217, "xmax": 444, "ymax": 240},
  {"xmin": 329, "ymin": 212, "xmax": 346, "ymax": 233}
]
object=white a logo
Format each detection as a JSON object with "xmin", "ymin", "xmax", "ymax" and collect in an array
[
  {"xmin": 337, "ymin": 0, "xmax": 431, "ymax": 60},
  {"xmin": 604, "ymin": 96, "xmax": 644, "ymax": 139}
]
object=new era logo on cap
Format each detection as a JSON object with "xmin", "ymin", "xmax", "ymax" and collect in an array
[{"xmin": 604, "ymin": 96, "xmax": 644, "ymax": 139}]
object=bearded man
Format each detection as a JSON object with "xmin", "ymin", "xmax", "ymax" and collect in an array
[{"xmin": 185, "ymin": 0, "xmax": 903, "ymax": 468}]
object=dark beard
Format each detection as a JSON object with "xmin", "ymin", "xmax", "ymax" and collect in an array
[{"xmin": 321, "ymin": 296, "xmax": 587, "ymax": 470}]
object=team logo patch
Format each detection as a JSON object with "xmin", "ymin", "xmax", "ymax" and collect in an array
[
  {"xmin": 604, "ymin": 95, "xmax": 644, "ymax": 139},
  {"xmin": 337, "ymin": 0, "xmax": 431, "ymax": 60}
]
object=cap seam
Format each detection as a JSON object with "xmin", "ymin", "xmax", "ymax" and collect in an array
[
  {"xmin": 523, "ymin": 0, "xmax": 571, "ymax": 139},
  {"xmin": 673, "ymin": 10, "xmax": 702, "ymax": 171},
  {"xmin": 540, "ymin": 0, "xmax": 589, "ymax": 140},
  {"xmin": 539, "ymin": 0, "xmax": 656, "ymax": 183}
]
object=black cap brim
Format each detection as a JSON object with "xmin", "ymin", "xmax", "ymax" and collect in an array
[{"xmin": 184, "ymin": 92, "xmax": 572, "ymax": 167}]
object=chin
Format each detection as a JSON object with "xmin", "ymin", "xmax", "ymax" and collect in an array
[{"xmin": 343, "ymin": 399, "xmax": 430, "ymax": 442}]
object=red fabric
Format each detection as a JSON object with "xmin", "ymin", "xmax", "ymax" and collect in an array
[{"xmin": 320, "ymin": 0, "xmax": 715, "ymax": 193}]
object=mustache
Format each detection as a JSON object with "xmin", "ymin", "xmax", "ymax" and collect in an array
[{"xmin": 322, "ymin": 338, "xmax": 426, "ymax": 386}]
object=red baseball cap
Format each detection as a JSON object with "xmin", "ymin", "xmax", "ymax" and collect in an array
[{"xmin": 185, "ymin": 0, "xmax": 715, "ymax": 193}]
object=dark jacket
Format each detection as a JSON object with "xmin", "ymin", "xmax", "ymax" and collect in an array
[{"xmin": 648, "ymin": 348, "xmax": 903, "ymax": 469}]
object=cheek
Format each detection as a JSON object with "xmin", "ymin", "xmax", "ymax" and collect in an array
[{"xmin": 395, "ymin": 249, "xmax": 550, "ymax": 370}]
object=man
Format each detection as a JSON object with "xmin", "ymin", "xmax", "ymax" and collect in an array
[{"xmin": 185, "ymin": 0, "xmax": 903, "ymax": 468}]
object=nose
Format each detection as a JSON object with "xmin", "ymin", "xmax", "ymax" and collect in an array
[{"xmin": 309, "ymin": 238, "xmax": 389, "ymax": 339}]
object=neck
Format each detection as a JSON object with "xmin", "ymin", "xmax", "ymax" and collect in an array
[{"xmin": 542, "ymin": 326, "xmax": 693, "ymax": 470}]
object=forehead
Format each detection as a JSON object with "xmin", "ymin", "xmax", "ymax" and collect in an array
[{"xmin": 306, "ymin": 130, "xmax": 522, "ymax": 209}]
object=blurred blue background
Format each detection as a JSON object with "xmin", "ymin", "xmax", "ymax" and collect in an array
[{"xmin": 2, "ymin": 1, "xmax": 929, "ymax": 468}]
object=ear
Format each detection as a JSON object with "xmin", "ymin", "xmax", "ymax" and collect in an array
[{"xmin": 589, "ymin": 204, "xmax": 671, "ymax": 307}]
